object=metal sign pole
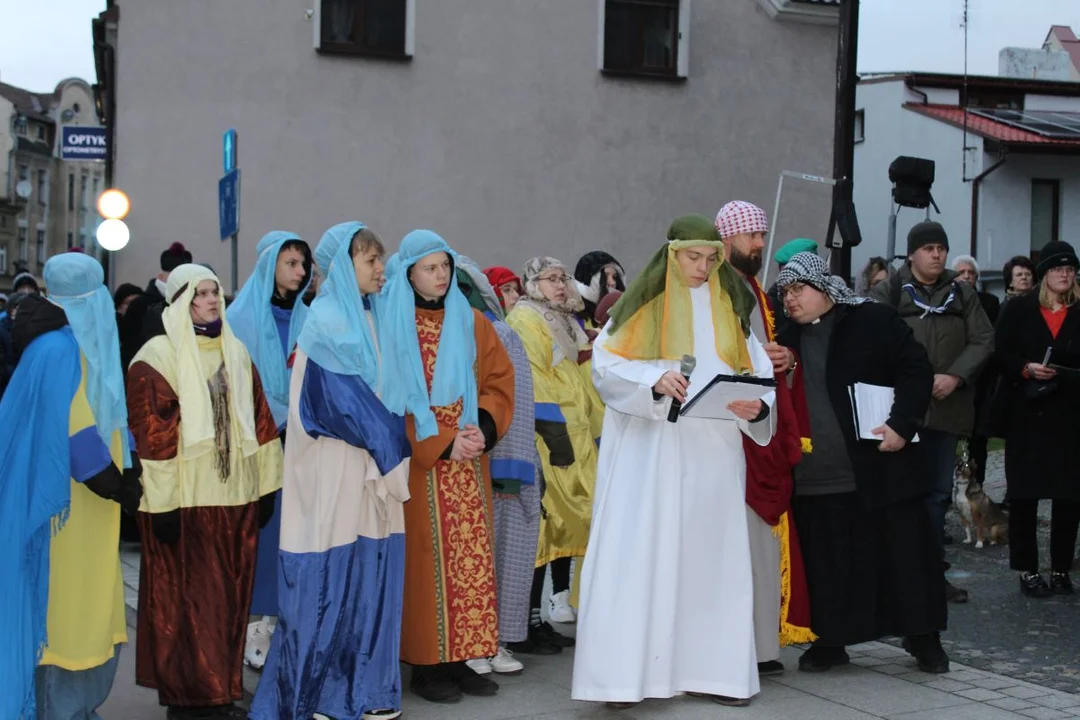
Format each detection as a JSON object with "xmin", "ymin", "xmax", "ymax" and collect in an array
[{"xmin": 761, "ymin": 170, "xmax": 839, "ymax": 288}]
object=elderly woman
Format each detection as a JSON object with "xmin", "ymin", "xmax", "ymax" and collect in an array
[
  {"xmin": 775, "ymin": 252, "xmax": 948, "ymax": 675},
  {"xmin": 994, "ymin": 241, "xmax": 1080, "ymax": 597},
  {"xmin": 572, "ymin": 215, "xmax": 776, "ymax": 709},
  {"xmin": 127, "ymin": 264, "xmax": 283, "ymax": 720},
  {"xmin": 507, "ymin": 257, "xmax": 601, "ymax": 644},
  {"xmin": 1002, "ymin": 255, "xmax": 1037, "ymax": 304}
]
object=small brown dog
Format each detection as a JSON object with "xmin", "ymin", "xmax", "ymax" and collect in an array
[{"xmin": 952, "ymin": 456, "xmax": 1009, "ymax": 548}]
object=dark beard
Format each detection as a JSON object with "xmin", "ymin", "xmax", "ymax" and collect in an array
[{"xmin": 730, "ymin": 248, "xmax": 762, "ymax": 278}]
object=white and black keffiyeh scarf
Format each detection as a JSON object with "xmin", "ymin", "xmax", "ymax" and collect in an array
[{"xmin": 776, "ymin": 252, "xmax": 870, "ymax": 307}]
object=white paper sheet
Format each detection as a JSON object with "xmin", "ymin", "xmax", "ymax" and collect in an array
[
  {"xmin": 680, "ymin": 375, "xmax": 776, "ymax": 421},
  {"xmin": 849, "ymin": 382, "xmax": 919, "ymax": 443}
]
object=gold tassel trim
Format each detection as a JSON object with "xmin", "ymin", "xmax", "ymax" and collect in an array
[
  {"xmin": 776, "ymin": 511, "xmax": 818, "ymax": 647},
  {"xmin": 801, "ymin": 437, "xmax": 813, "ymax": 454}
]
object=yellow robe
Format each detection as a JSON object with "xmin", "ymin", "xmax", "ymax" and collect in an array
[
  {"xmin": 506, "ymin": 306, "xmax": 600, "ymax": 568},
  {"xmin": 41, "ymin": 355, "xmax": 127, "ymax": 671}
]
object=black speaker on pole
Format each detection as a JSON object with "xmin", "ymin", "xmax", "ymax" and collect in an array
[{"xmin": 889, "ymin": 156, "xmax": 939, "ymax": 211}]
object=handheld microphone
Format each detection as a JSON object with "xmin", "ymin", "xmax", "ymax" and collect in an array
[{"xmin": 667, "ymin": 354, "xmax": 697, "ymax": 423}]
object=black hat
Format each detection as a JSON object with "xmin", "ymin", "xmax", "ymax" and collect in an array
[
  {"xmin": 160, "ymin": 242, "xmax": 193, "ymax": 272},
  {"xmin": 12, "ymin": 272, "xmax": 39, "ymax": 293},
  {"xmin": 907, "ymin": 221, "xmax": 949, "ymax": 254},
  {"xmin": 1036, "ymin": 241, "xmax": 1079, "ymax": 278}
]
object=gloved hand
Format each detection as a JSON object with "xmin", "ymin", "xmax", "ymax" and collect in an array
[
  {"xmin": 117, "ymin": 453, "xmax": 144, "ymax": 516},
  {"xmin": 258, "ymin": 493, "xmax": 276, "ymax": 529},
  {"xmin": 151, "ymin": 510, "xmax": 181, "ymax": 545}
]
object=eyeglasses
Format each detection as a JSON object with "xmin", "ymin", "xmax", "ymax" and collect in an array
[
  {"xmin": 538, "ymin": 274, "xmax": 569, "ymax": 286},
  {"xmin": 780, "ymin": 283, "xmax": 807, "ymax": 301}
]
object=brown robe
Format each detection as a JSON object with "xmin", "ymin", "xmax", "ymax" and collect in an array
[{"xmin": 400, "ymin": 308, "xmax": 515, "ymax": 666}]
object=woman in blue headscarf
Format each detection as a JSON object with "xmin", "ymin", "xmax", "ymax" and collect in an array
[
  {"xmin": 228, "ymin": 230, "xmax": 313, "ymax": 669},
  {"xmin": 0, "ymin": 252, "xmax": 141, "ymax": 720},
  {"xmin": 379, "ymin": 229, "xmax": 515, "ymax": 705},
  {"xmin": 250, "ymin": 222, "xmax": 412, "ymax": 720}
]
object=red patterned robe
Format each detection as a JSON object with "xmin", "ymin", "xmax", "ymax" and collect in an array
[{"xmin": 400, "ymin": 307, "xmax": 515, "ymax": 665}]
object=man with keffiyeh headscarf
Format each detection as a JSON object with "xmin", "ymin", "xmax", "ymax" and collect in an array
[
  {"xmin": 0, "ymin": 253, "xmax": 141, "ymax": 720},
  {"xmin": 775, "ymin": 252, "xmax": 950, "ymax": 675},
  {"xmin": 572, "ymin": 215, "xmax": 777, "ymax": 710},
  {"xmin": 126, "ymin": 264, "xmax": 283, "ymax": 719},
  {"xmin": 715, "ymin": 201, "xmax": 815, "ymax": 678},
  {"xmin": 228, "ymin": 230, "xmax": 313, "ymax": 669},
  {"xmin": 507, "ymin": 256, "xmax": 601, "ymax": 647},
  {"xmin": 250, "ymin": 222, "xmax": 411, "ymax": 720},
  {"xmin": 379, "ymin": 230, "xmax": 515, "ymax": 705}
]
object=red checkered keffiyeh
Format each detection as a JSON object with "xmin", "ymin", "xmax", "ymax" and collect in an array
[{"xmin": 715, "ymin": 200, "xmax": 770, "ymax": 239}]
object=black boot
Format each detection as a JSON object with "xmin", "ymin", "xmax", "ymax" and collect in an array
[
  {"xmin": 902, "ymin": 633, "xmax": 950, "ymax": 674},
  {"xmin": 1019, "ymin": 572, "xmax": 1053, "ymax": 598},
  {"xmin": 798, "ymin": 645, "xmax": 850, "ymax": 672},
  {"xmin": 409, "ymin": 663, "xmax": 463, "ymax": 703},
  {"xmin": 1050, "ymin": 572, "xmax": 1074, "ymax": 595},
  {"xmin": 446, "ymin": 661, "xmax": 500, "ymax": 696}
]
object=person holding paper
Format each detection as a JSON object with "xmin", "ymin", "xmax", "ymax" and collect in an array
[
  {"xmin": 572, "ymin": 214, "xmax": 776, "ymax": 709},
  {"xmin": 776, "ymin": 252, "xmax": 949, "ymax": 675}
]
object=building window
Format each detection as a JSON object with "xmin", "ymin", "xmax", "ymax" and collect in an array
[
  {"xmin": 14, "ymin": 115, "xmax": 27, "ymax": 135},
  {"xmin": 92, "ymin": 176, "xmax": 99, "ymax": 203},
  {"xmin": 18, "ymin": 227, "xmax": 28, "ymax": 262},
  {"xmin": 68, "ymin": 173, "xmax": 75, "ymax": 211},
  {"xmin": 1030, "ymin": 179, "xmax": 1061, "ymax": 259},
  {"xmin": 37, "ymin": 169, "xmax": 48, "ymax": 205},
  {"xmin": 0, "ymin": 247, "xmax": 6, "ymax": 275},
  {"xmin": 36, "ymin": 230, "xmax": 46, "ymax": 265},
  {"xmin": 601, "ymin": 0, "xmax": 687, "ymax": 79},
  {"xmin": 854, "ymin": 110, "xmax": 865, "ymax": 143},
  {"xmin": 36, "ymin": 124, "xmax": 46, "ymax": 141},
  {"xmin": 316, "ymin": 0, "xmax": 412, "ymax": 59},
  {"xmin": 67, "ymin": 231, "xmax": 74, "ymax": 249},
  {"xmin": 18, "ymin": 165, "xmax": 29, "ymax": 182},
  {"xmin": 80, "ymin": 175, "xmax": 89, "ymax": 210}
]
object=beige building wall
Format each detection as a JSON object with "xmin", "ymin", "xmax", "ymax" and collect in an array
[
  {"xmin": 112, "ymin": 0, "xmax": 839, "ymax": 290},
  {"xmin": 50, "ymin": 80, "xmax": 107, "ymax": 258}
]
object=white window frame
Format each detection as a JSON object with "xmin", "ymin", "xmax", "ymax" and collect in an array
[
  {"xmin": 598, "ymin": 0, "xmax": 691, "ymax": 79},
  {"xmin": 755, "ymin": 0, "xmax": 839, "ymax": 25},
  {"xmin": 312, "ymin": 0, "xmax": 416, "ymax": 57}
]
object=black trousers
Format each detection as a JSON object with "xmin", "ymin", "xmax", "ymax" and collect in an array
[{"xmin": 1009, "ymin": 499, "xmax": 1080, "ymax": 573}]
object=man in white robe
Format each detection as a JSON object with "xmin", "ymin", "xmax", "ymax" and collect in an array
[{"xmin": 572, "ymin": 215, "xmax": 776, "ymax": 709}]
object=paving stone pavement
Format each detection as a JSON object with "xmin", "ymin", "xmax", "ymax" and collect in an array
[{"xmin": 110, "ymin": 538, "xmax": 1080, "ymax": 719}]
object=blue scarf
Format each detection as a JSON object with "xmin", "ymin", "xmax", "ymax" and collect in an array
[
  {"xmin": 296, "ymin": 222, "xmax": 382, "ymax": 390},
  {"xmin": 379, "ymin": 230, "xmax": 477, "ymax": 441},
  {"xmin": 0, "ymin": 327, "xmax": 82, "ymax": 719},
  {"xmin": 228, "ymin": 231, "xmax": 312, "ymax": 427},
  {"xmin": 43, "ymin": 253, "xmax": 130, "ymax": 465}
]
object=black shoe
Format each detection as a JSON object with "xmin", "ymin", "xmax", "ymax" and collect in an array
[
  {"xmin": 757, "ymin": 660, "xmax": 785, "ymax": 676},
  {"xmin": 902, "ymin": 634, "xmax": 950, "ymax": 674},
  {"xmin": 446, "ymin": 661, "xmax": 499, "ymax": 696},
  {"xmin": 506, "ymin": 623, "xmax": 563, "ymax": 655},
  {"xmin": 945, "ymin": 579, "xmax": 969, "ymax": 604},
  {"xmin": 166, "ymin": 707, "xmax": 222, "ymax": 720},
  {"xmin": 409, "ymin": 664, "xmax": 463, "ymax": 703},
  {"xmin": 798, "ymin": 646, "xmax": 850, "ymax": 673},
  {"xmin": 1050, "ymin": 572, "xmax": 1074, "ymax": 595},
  {"xmin": 943, "ymin": 533, "xmax": 955, "ymax": 545},
  {"xmin": 1019, "ymin": 572, "xmax": 1053, "ymax": 598},
  {"xmin": 533, "ymin": 621, "xmax": 575, "ymax": 648}
]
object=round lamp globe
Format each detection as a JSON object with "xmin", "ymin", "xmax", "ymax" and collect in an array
[
  {"xmin": 97, "ymin": 189, "xmax": 131, "ymax": 220},
  {"xmin": 96, "ymin": 218, "xmax": 130, "ymax": 251}
]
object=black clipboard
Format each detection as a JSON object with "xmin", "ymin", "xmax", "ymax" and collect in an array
[{"xmin": 679, "ymin": 373, "xmax": 777, "ymax": 418}]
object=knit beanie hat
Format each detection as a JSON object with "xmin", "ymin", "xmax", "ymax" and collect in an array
[
  {"xmin": 1036, "ymin": 241, "xmax": 1079, "ymax": 278},
  {"xmin": 907, "ymin": 221, "xmax": 949, "ymax": 254},
  {"xmin": 160, "ymin": 242, "xmax": 193, "ymax": 272}
]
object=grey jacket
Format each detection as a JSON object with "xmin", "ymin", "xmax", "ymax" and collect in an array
[{"xmin": 871, "ymin": 263, "xmax": 994, "ymax": 435}]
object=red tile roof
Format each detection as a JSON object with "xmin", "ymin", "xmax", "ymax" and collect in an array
[{"xmin": 903, "ymin": 103, "xmax": 1080, "ymax": 148}]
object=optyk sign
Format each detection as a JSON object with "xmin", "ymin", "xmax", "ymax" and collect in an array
[{"xmin": 61, "ymin": 126, "xmax": 108, "ymax": 161}]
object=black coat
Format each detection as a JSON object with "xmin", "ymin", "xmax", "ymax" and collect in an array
[
  {"xmin": 119, "ymin": 279, "xmax": 166, "ymax": 374},
  {"xmin": 993, "ymin": 292, "xmax": 1080, "ymax": 501},
  {"xmin": 777, "ymin": 302, "xmax": 934, "ymax": 510}
]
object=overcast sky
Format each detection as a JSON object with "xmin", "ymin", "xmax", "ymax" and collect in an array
[{"xmin": 0, "ymin": 0, "xmax": 1078, "ymax": 92}]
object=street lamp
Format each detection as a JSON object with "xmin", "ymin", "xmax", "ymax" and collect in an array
[
  {"xmin": 96, "ymin": 218, "xmax": 130, "ymax": 251},
  {"xmin": 97, "ymin": 188, "xmax": 130, "ymax": 220}
]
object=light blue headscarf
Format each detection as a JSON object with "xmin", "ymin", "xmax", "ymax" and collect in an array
[
  {"xmin": 43, "ymin": 253, "xmax": 130, "ymax": 465},
  {"xmin": 379, "ymin": 230, "xmax": 477, "ymax": 441},
  {"xmin": 296, "ymin": 222, "xmax": 382, "ymax": 390},
  {"xmin": 228, "ymin": 231, "xmax": 312, "ymax": 427}
]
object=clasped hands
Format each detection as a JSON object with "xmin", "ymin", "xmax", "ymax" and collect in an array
[{"xmin": 450, "ymin": 424, "xmax": 486, "ymax": 462}]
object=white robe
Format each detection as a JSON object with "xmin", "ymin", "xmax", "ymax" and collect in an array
[{"xmin": 571, "ymin": 284, "xmax": 776, "ymax": 703}]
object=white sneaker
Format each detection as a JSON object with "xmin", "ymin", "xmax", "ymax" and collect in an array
[
  {"xmin": 465, "ymin": 657, "xmax": 493, "ymax": 674},
  {"xmin": 490, "ymin": 647, "xmax": 524, "ymax": 674},
  {"xmin": 548, "ymin": 590, "xmax": 577, "ymax": 624},
  {"xmin": 244, "ymin": 619, "xmax": 271, "ymax": 670},
  {"xmin": 362, "ymin": 711, "xmax": 402, "ymax": 720}
]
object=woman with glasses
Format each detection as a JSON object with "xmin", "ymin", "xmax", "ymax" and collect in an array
[
  {"xmin": 506, "ymin": 257, "xmax": 601, "ymax": 651},
  {"xmin": 994, "ymin": 241, "xmax": 1080, "ymax": 597}
]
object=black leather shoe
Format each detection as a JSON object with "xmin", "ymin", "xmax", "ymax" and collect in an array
[
  {"xmin": 1050, "ymin": 572, "xmax": 1074, "ymax": 595},
  {"xmin": 902, "ymin": 634, "xmax": 950, "ymax": 674},
  {"xmin": 757, "ymin": 660, "xmax": 785, "ymax": 676},
  {"xmin": 447, "ymin": 662, "xmax": 499, "ymax": 696},
  {"xmin": 533, "ymin": 621, "xmax": 575, "ymax": 648},
  {"xmin": 410, "ymin": 664, "xmax": 463, "ymax": 703},
  {"xmin": 506, "ymin": 624, "xmax": 563, "ymax": 655},
  {"xmin": 1019, "ymin": 572, "xmax": 1053, "ymax": 598},
  {"xmin": 798, "ymin": 646, "xmax": 850, "ymax": 672},
  {"xmin": 945, "ymin": 580, "xmax": 969, "ymax": 604}
]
